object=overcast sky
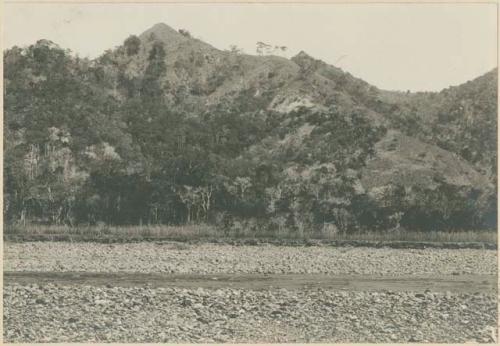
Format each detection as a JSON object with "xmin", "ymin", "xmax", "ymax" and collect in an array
[{"xmin": 4, "ymin": 2, "xmax": 497, "ymax": 91}]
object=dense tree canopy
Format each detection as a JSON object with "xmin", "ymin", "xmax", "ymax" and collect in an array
[{"xmin": 3, "ymin": 33, "xmax": 497, "ymax": 235}]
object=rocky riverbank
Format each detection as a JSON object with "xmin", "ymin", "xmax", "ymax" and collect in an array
[
  {"xmin": 4, "ymin": 242, "xmax": 497, "ymax": 275},
  {"xmin": 3, "ymin": 283, "xmax": 497, "ymax": 343}
]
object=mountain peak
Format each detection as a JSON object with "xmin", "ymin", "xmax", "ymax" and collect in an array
[
  {"xmin": 147, "ymin": 22, "xmax": 178, "ymax": 34},
  {"xmin": 291, "ymin": 50, "xmax": 319, "ymax": 68},
  {"xmin": 293, "ymin": 51, "xmax": 314, "ymax": 60},
  {"xmin": 139, "ymin": 22, "xmax": 187, "ymax": 43}
]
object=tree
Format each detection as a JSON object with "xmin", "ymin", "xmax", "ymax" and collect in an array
[
  {"xmin": 256, "ymin": 42, "xmax": 287, "ymax": 56},
  {"xmin": 179, "ymin": 29, "xmax": 191, "ymax": 38},
  {"xmin": 198, "ymin": 185, "xmax": 214, "ymax": 220},
  {"xmin": 256, "ymin": 42, "xmax": 272, "ymax": 55},
  {"xmin": 229, "ymin": 45, "xmax": 244, "ymax": 54},
  {"xmin": 124, "ymin": 35, "xmax": 141, "ymax": 56},
  {"xmin": 141, "ymin": 42, "xmax": 167, "ymax": 98}
]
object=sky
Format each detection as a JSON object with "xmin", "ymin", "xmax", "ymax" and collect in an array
[{"xmin": 3, "ymin": 2, "xmax": 498, "ymax": 92}]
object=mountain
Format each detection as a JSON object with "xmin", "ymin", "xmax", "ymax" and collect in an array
[{"xmin": 3, "ymin": 23, "xmax": 497, "ymax": 233}]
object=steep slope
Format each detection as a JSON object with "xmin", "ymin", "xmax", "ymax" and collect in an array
[
  {"xmin": 379, "ymin": 70, "xmax": 497, "ymax": 180},
  {"xmin": 362, "ymin": 130, "xmax": 491, "ymax": 190},
  {"xmin": 98, "ymin": 23, "xmax": 388, "ymax": 118}
]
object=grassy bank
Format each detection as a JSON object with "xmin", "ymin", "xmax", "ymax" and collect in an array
[{"xmin": 3, "ymin": 224, "xmax": 497, "ymax": 244}]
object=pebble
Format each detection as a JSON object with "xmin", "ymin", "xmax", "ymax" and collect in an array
[
  {"xmin": 3, "ymin": 284, "xmax": 497, "ymax": 343},
  {"xmin": 4, "ymin": 242, "xmax": 497, "ymax": 276},
  {"xmin": 3, "ymin": 242, "xmax": 497, "ymax": 343}
]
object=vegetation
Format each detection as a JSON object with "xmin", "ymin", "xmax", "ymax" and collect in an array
[
  {"xmin": 4, "ymin": 224, "xmax": 496, "ymax": 244},
  {"xmin": 3, "ymin": 25, "xmax": 497, "ymax": 240},
  {"xmin": 381, "ymin": 70, "xmax": 498, "ymax": 182}
]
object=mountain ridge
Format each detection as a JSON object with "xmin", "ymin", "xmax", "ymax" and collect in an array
[{"xmin": 3, "ymin": 23, "xmax": 497, "ymax": 232}]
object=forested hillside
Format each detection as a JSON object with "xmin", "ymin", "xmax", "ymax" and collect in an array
[{"xmin": 3, "ymin": 23, "xmax": 497, "ymax": 235}]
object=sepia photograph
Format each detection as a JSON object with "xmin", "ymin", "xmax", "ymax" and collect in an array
[{"xmin": 2, "ymin": 1, "xmax": 498, "ymax": 343}]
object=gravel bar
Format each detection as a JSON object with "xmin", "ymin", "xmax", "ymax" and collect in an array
[
  {"xmin": 4, "ymin": 271, "xmax": 496, "ymax": 293},
  {"xmin": 4, "ymin": 242, "xmax": 497, "ymax": 275},
  {"xmin": 4, "ymin": 283, "xmax": 497, "ymax": 343}
]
